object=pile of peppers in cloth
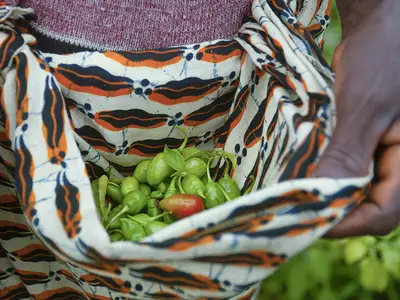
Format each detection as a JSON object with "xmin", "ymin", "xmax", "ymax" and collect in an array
[{"xmin": 91, "ymin": 128, "xmax": 254, "ymax": 242}]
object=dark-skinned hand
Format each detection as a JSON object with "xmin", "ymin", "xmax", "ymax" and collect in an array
[{"xmin": 313, "ymin": 0, "xmax": 400, "ymax": 238}]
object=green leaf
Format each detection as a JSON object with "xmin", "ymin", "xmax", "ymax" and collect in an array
[
  {"xmin": 359, "ymin": 257, "xmax": 389, "ymax": 292},
  {"xmin": 344, "ymin": 239, "xmax": 368, "ymax": 265},
  {"xmin": 307, "ymin": 248, "xmax": 332, "ymax": 283},
  {"xmin": 98, "ymin": 175, "xmax": 109, "ymax": 220},
  {"xmin": 163, "ymin": 146, "xmax": 185, "ymax": 172},
  {"xmin": 379, "ymin": 243, "xmax": 400, "ymax": 280}
]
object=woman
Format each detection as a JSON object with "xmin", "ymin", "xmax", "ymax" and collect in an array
[
  {"xmin": 10, "ymin": 0, "xmax": 398, "ymax": 238},
  {"xmin": 1, "ymin": 1, "xmax": 399, "ymax": 299}
]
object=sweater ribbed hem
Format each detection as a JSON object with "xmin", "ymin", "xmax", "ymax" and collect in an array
[{"xmin": 17, "ymin": 0, "xmax": 251, "ymax": 51}]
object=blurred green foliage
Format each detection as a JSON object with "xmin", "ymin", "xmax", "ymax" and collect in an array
[
  {"xmin": 260, "ymin": 227, "xmax": 400, "ymax": 300},
  {"xmin": 323, "ymin": 0, "xmax": 341, "ymax": 63}
]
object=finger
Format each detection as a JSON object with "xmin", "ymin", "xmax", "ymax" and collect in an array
[
  {"xmin": 326, "ymin": 145, "xmax": 400, "ymax": 238},
  {"xmin": 381, "ymin": 119, "xmax": 400, "ymax": 145},
  {"xmin": 326, "ymin": 179, "xmax": 399, "ymax": 238}
]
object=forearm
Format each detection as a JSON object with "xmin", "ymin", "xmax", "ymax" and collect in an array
[{"xmin": 336, "ymin": 0, "xmax": 399, "ymax": 39}]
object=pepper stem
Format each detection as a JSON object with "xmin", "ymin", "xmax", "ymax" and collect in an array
[
  {"xmin": 168, "ymin": 176, "xmax": 177, "ymax": 190},
  {"xmin": 176, "ymin": 126, "xmax": 189, "ymax": 152},
  {"xmin": 197, "ymin": 189, "xmax": 207, "ymax": 199},
  {"xmin": 108, "ymin": 182, "xmax": 119, "ymax": 187},
  {"xmin": 223, "ymin": 162, "xmax": 231, "ymax": 178},
  {"xmin": 103, "ymin": 202, "xmax": 112, "ymax": 223},
  {"xmin": 206, "ymin": 156, "xmax": 213, "ymax": 182},
  {"xmin": 149, "ymin": 211, "xmax": 170, "ymax": 222},
  {"xmin": 215, "ymin": 150, "xmax": 237, "ymax": 177},
  {"xmin": 127, "ymin": 211, "xmax": 169, "ymax": 224},
  {"xmin": 177, "ymin": 176, "xmax": 185, "ymax": 194},
  {"xmin": 216, "ymin": 150, "xmax": 237, "ymax": 169},
  {"xmin": 105, "ymin": 205, "xmax": 129, "ymax": 230},
  {"xmin": 172, "ymin": 171, "xmax": 187, "ymax": 178}
]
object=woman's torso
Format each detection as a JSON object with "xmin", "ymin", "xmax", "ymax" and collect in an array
[{"xmin": 11, "ymin": 0, "xmax": 252, "ymax": 53}]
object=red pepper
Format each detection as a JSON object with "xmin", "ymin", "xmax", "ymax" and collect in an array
[{"xmin": 160, "ymin": 194, "xmax": 204, "ymax": 219}]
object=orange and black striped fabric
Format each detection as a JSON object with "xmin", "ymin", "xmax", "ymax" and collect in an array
[{"xmin": 0, "ymin": 1, "xmax": 372, "ymax": 299}]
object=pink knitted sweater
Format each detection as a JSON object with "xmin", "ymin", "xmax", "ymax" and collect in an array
[{"xmin": 8, "ymin": 0, "xmax": 252, "ymax": 51}]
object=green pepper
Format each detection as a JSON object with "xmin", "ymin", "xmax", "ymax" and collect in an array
[
  {"xmin": 158, "ymin": 182, "xmax": 168, "ymax": 194},
  {"xmin": 107, "ymin": 167, "xmax": 124, "ymax": 184},
  {"xmin": 106, "ymin": 183, "xmax": 124, "ymax": 204},
  {"xmin": 144, "ymin": 221, "xmax": 168, "ymax": 235},
  {"xmin": 200, "ymin": 175, "xmax": 208, "ymax": 185},
  {"xmin": 184, "ymin": 157, "xmax": 207, "ymax": 178},
  {"xmin": 120, "ymin": 176, "xmax": 140, "ymax": 197},
  {"xmin": 123, "ymin": 190, "xmax": 147, "ymax": 214},
  {"xmin": 109, "ymin": 231, "xmax": 124, "ymax": 242},
  {"xmin": 146, "ymin": 153, "xmax": 174, "ymax": 187},
  {"xmin": 150, "ymin": 190, "xmax": 164, "ymax": 200},
  {"xmin": 204, "ymin": 182, "xmax": 225, "ymax": 209},
  {"xmin": 147, "ymin": 199, "xmax": 162, "ymax": 217},
  {"xmin": 182, "ymin": 146, "xmax": 201, "ymax": 159},
  {"xmin": 181, "ymin": 174, "xmax": 206, "ymax": 198},
  {"xmin": 163, "ymin": 212, "xmax": 176, "ymax": 224},
  {"xmin": 218, "ymin": 174, "xmax": 241, "ymax": 201},
  {"xmin": 203, "ymin": 156, "xmax": 227, "ymax": 209},
  {"xmin": 120, "ymin": 218, "xmax": 146, "ymax": 242},
  {"xmin": 139, "ymin": 183, "xmax": 152, "ymax": 197},
  {"xmin": 177, "ymin": 176, "xmax": 186, "ymax": 194},
  {"xmin": 209, "ymin": 151, "xmax": 240, "ymax": 201},
  {"xmin": 164, "ymin": 176, "xmax": 178, "ymax": 199},
  {"xmin": 133, "ymin": 159, "xmax": 151, "ymax": 183},
  {"xmin": 105, "ymin": 205, "xmax": 129, "ymax": 230}
]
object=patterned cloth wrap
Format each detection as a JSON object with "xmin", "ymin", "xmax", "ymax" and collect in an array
[{"xmin": 0, "ymin": 1, "xmax": 372, "ymax": 299}]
